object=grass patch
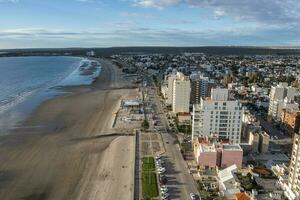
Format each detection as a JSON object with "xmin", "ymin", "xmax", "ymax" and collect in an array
[
  {"xmin": 142, "ymin": 157, "xmax": 158, "ymax": 199},
  {"xmin": 142, "ymin": 171, "xmax": 158, "ymax": 199},
  {"xmin": 142, "ymin": 157, "xmax": 155, "ymax": 171}
]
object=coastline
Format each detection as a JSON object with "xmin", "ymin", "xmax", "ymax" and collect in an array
[
  {"xmin": 0, "ymin": 58, "xmax": 138, "ymax": 200},
  {"xmin": 0, "ymin": 56, "xmax": 101, "ymax": 135}
]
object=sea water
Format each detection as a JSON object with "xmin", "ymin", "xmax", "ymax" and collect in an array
[{"xmin": 0, "ymin": 56, "xmax": 101, "ymax": 133}]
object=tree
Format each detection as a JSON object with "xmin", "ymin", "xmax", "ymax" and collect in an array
[{"xmin": 142, "ymin": 119, "xmax": 150, "ymax": 130}]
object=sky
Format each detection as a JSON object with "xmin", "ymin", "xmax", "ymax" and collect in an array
[{"xmin": 0, "ymin": 0, "xmax": 300, "ymax": 48}]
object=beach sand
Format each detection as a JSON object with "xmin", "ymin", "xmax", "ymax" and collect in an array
[{"xmin": 0, "ymin": 58, "xmax": 137, "ymax": 200}]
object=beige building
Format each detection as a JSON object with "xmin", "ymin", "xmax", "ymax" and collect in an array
[
  {"xmin": 248, "ymin": 131, "xmax": 269, "ymax": 153},
  {"xmin": 268, "ymin": 83, "xmax": 298, "ymax": 121},
  {"xmin": 259, "ymin": 132, "xmax": 270, "ymax": 153},
  {"xmin": 249, "ymin": 132, "xmax": 260, "ymax": 153},
  {"xmin": 172, "ymin": 72, "xmax": 190, "ymax": 114},
  {"xmin": 285, "ymin": 133, "xmax": 300, "ymax": 200}
]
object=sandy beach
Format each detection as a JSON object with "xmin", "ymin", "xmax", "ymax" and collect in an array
[{"xmin": 0, "ymin": 58, "xmax": 137, "ymax": 200}]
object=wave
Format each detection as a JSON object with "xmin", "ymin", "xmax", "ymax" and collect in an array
[{"xmin": 0, "ymin": 89, "xmax": 37, "ymax": 115}]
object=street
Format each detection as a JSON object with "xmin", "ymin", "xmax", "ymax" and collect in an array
[{"xmin": 152, "ymin": 86, "xmax": 199, "ymax": 200}]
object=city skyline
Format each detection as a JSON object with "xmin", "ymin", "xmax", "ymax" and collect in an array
[{"xmin": 1, "ymin": 0, "xmax": 300, "ymax": 48}]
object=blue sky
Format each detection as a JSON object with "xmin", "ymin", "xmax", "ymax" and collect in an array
[{"xmin": 0, "ymin": 0, "xmax": 300, "ymax": 48}]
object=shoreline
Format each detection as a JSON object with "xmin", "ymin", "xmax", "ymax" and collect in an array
[
  {"xmin": 0, "ymin": 58, "xmax": 138, "ymax": 200},
  {"xmin": 0, "ymin": 56, "xmax": 101, "ymax": 135}
]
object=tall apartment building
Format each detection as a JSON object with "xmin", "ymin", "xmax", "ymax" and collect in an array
[
  {"xmin": 268, "ymin": 83, "xmax": 298, "ymax": 121},
  {"xmin": 165, "ymin": 73, "xmax": 177, "ymax": 105},
  {"xmin": 192, "ymin": 88, "xmax": 244, "ymax": 144},
  {"xmin": 286, "ymin": 133, "xmax": 300, "ymax": 200},
  {"xmin": 190, "ymin": 72, "xmax": 215, "ymax": 104},
  {"xmin": 172, "ymin": 72, "xmax": 191, "ymax": 114}
]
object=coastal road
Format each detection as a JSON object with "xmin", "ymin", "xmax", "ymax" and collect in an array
[{"xmin": 151, "ymin": 86, "xmax": 199, "ymax": 200}]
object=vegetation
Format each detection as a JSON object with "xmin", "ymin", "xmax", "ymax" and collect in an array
[
  {"xmin": 142, "ymin": 157, "xmax": 155, "ymax": 171},
  {"xmin": 236, "ymin": 173, "xmax": 263, "ymax": 191},
  {"xmin": 177, "ymin": 124, "xmax": 192, "ymax": 135},
  {"xmin": 142, "ymin": 119, "xmax": 150, "ymax": 130},
  {"xmin": 277, "ymin": 75, "xmax": 296, "ymax": 84},
  {"xmin": 174, "ymin": 116, "xmax": 192, "ymax": 135},
  {"xmin": 197, "ymin": 181, "xmax": 223, "ymax": 200},
  {"xmin": 142, "ymin": 172, "xmax": 158, "ymax": 199},
  {"xmin": 142, "ymin": 156, "xmax": 158, "ymax": 199}
]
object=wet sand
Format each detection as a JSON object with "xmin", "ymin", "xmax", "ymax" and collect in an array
[{"xmin": 0, "ymin": 58, "xmax": 137, "ymax": 200}]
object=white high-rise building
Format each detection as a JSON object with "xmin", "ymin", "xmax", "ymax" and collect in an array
[
  {"xmin": 268, "ymin": 83, "xmax": 298, "ymax": 121},
  {"xmin": 192, "ymin": 88, "xmax": 244, "ymax": 144},
  {"xmin": 285, "ymin": 133, "xmax": 300, "ymax": 200},
  {"xmin": 172, "ymin": 72, "xmax": 190, "ymax": 113},
  {"xmin": 166, "ymin": 73, "xmax": 177, "ymax": 105}
]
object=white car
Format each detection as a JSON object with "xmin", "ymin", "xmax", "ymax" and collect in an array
[
  {"xmin": 158, "ymin": 169, "xmax": 166, "ymax": 174},
  {"xmin": 158, "ymin": 167, "xmax": 166, "ymax": 172},
  {"xmin": 160, "ymin": 187, "xmax": 168, "ymax": 192}
]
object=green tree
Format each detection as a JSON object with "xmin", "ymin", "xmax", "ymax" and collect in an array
[{"xmin": 142, "ymin": 119, "xmax": 150, "ymax": 130}]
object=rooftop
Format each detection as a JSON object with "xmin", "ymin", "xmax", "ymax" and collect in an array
[
  {"xmin": 200, "ymin": 144, "xmax": 217, "ymax": 153},
  {"xmin": 223, "ymin": 144, "xmax": 242, "ymax": 151}
]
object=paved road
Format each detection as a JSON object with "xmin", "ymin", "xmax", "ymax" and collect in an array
[{"xmin": 151, "ymin": 87, "xmax": 199, "ymax": 200}]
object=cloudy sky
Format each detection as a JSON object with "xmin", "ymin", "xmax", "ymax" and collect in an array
[{"xmin": 1, "ymin": 0, "xmax": 300, "ymax": 48}]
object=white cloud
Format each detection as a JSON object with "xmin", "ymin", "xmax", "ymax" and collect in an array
[
  {"xmin": 0, "ymin": 0, "xmax": 19, "ymax": 2},
  {"xmin": 134, "ymin": 0, "xmax": 181, "ymax": 9},
  {"xmin": 132, "ymin": 0, "xmax": 300, "ymax": 26}
]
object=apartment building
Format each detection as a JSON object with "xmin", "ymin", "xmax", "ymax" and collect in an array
[
  {"xmin": 268, "ymin": 82, "xmax": 298, "ymax": 121},
  {"xmin": 285, "ymin": 133, "xmax": 300, "ymax": 200},
  {"xmin": 172, "ymin": 72, "xmax": 191, "ymax": 113},
  {"xmin": 192, "ymin": 88, "xmax": 244, "ymax": 144},
  {"xmin": 281, "ymin": 108, "xmax": 300, "ymax": 135},
  {"xmin": 190, "ymin": 72, "xmax": 215, "ymax": 104}
]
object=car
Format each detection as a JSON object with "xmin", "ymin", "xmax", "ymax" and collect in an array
[
  {"xmin": 158, "ymin": 167, "xmax": 166, "ymax": 171},
  {"xmin": 161, "ymin": 190, "xmax": 168, "ymax": 194},
  {"xmin": 155, "ymin": 155, "xmax": 161, "ymax": 159},
  {"xmin": 162, "ymin": 193, "xmax": 170, "ymax": 198},
  {"xmin": 156, "ymin": 159, "xmax": 164, "ymax": 164},
  {"xmin": 161, "ymin": 196, "xmax": 169, "ymax": 200},
  {"xmin": 158, "ymin": 169, "xmax": 166, "ymax": 174},
  {"xmin": 160, "ymin": 187, "xmax": 168, "ymax": 192},
  {"xmin": 159, "ymin": 177, "xmax": 167, "ymax": 185},
  {"xmin": 190, "ymin": 193, "xmax": 196, "ymax": 200}
]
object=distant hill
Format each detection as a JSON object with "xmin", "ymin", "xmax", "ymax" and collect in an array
[{"xmin": 2, "ymin": 46, "xmax": 300, "ymax": 57}]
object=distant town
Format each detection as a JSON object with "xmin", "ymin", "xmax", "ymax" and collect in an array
[{"xmin": 110, "ymin": 51, "xmax": 300, "ymax": 200}]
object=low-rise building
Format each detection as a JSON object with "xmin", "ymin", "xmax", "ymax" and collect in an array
[
  {"xmin": 194, "ymin": 139, "xmax": 243, "ymax": 169},
  {"xmin": 221, "ymin": 144, "xmax": 243, "ymax": 168},
  {"xmin": 218, "ymin": 165, "xmax": 241, "ymax": 199},
  {"xmin": 196, "ymin": 144, "xmax": 217, "ymax": 168}
]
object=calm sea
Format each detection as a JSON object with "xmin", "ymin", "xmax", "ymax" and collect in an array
[{"xmin": 0, "ymin": 56, "xmax": 101, "ymax": 133}]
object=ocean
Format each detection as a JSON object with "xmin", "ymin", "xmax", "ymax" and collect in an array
[{"xmin": 0, "ymin": 56, "xmax": 101, "ymax": 133}]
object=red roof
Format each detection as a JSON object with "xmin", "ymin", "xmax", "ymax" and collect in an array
[{"xmin": 235, "ymin": 192, "xmax": 251, "ymax": 200}]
